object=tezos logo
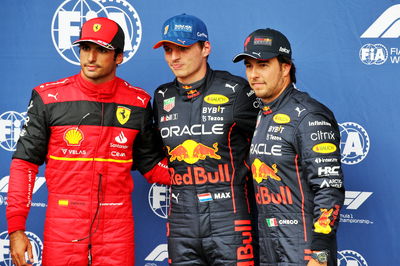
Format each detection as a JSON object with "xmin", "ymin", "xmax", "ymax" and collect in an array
[
  {"xmin": 339, "ymin": 122, "xmax": 370, "ymax": 165},
  {"xmin": 337, "ymin": 250, "xmax": 368, "ymax": 266},
  {"xmin": 148, "ymin": 184, "xmax": 170, "ymax": 219},
  {"xmin": 51, "ymin": 0, "xmax": 142, "ymax": 65},
  {"xmin": 0, "ymin": 111, "xmax": 27, "ymax": 152},
  {"xmin": 0, "ymin": 231, "xmax": 43, "ymax": 266}
]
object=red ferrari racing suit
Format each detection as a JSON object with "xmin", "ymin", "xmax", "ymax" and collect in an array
[
  {"xmin": 153, "ymin": 67, "xmax": 259, "ymax": 265},
  {"xmin": 6, "ymin": 74, "xmax": 170, "ymax": 265},
  {"xmin": 249, "ymin": 84, "xmax": 344, "ymax": 265}
]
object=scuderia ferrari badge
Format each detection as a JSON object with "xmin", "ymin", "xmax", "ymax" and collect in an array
[{"xmin": 116, "ymin": 106, "xmax": 131, "ymax": 125}]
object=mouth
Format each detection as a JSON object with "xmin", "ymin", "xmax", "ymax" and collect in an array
[
  {"xmin": 85, "ymin": 65, "xmax": 99, "ymax": 71},
  {"xmin": 171, "ymin": 63, "xmax": 183, "ymax": 70}
]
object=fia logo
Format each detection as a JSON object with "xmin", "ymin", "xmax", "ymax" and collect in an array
[
  {"xmin": 51, "ymin": 0, "xmax": 142, "ymax": 65},
  {"xmin": 148, "ymin": 183, "xmax": 170, "ymax": 219},
  {"xmin": 0, "ymin": 231, "xmax": 43, "ymax": 265},
  {"xmin": 359, "ymin": 43, "xmax": 388, "ymax": 65},
  {"xmin": 339, "ymin": 122, "xmax": 370, "ymax": 165},
  {"xmin": 0, "ymin": 111, "xmax": 27, "ymax": 152}
]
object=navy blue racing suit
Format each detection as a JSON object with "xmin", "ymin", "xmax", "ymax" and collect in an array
[
  {"xmin": 249, "ymin": 84, "xmax": 344, "ymax": 265},
  {"xmin": 153, "ymin": 66, "xmax": 259, "ymax": 265}
]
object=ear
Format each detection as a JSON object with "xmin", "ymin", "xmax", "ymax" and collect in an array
[
  {"xmin": 115, "ymin": 52, "xmax": 123, "ymax": 65},
  {"xmin": 202, "ymin": 41, "xmax": 211, "ymax": 58},
  {"xmin": 281, "ymin": 63, "xmax": 291, "ymax": 78}
]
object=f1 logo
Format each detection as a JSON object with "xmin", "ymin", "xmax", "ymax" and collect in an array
[
  {"xmin": 361, "ymin": 4, "xmax": 400, "ymax": 38},
  {"xmin": 344, "ymin": 191, "xmax": 372, "ymax": 210}
]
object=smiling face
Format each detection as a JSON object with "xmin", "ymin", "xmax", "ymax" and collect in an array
[
  {"xmin": 79, "ymin": 42, "xmax": 123, "ymax": 84},
  {"xmin": 245, "ymin": 57, "xmax": 291, "ymax": 103},
  {"xmin": 163, "ymin": 41, "xmax": 210, "ymax": 84}
]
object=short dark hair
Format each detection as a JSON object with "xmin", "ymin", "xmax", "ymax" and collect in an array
[
  {"xmin": 114, "ymin": 48, "xmax": 124, "ymax": 61},
  {"xmin": 277, "ymin": 55, "xmax": 296, "ymax": 83}
]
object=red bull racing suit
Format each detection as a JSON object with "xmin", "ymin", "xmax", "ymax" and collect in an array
[
  {"xmin": 153, "ymin": 66, "xmax": 259, "ymax": 265},
  {"xmin": 6, "ymin": 74, "xmax": 170, "ymax": 265},
  {"xmin": 249, "ymin": 84, "xmax": 344, "ymax": 265}
]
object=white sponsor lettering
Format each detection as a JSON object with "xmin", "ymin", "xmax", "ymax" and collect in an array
[
  {"xmin": 250, "ymin": 143, "xmax": 282, "ymax": 156},
  {"xmin": 160, "ymin": 124, "xmax": 224, "ymax": 138},
  {"xmin": 310, "ymin": 131, "xmax": 335, "ymax": 141}
]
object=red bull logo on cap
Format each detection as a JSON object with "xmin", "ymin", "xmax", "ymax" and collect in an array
[
  {"xmin": 251, "ymin": 158, "xmax": 281, "ymax": 183},
  {"xmin": 167, "ymin": 139, "xmax": 221, "ymax": 164}
]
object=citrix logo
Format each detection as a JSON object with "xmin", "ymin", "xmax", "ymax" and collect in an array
[{"xmin": 361, "ymin": 4, "xmax": 400, "ymax": 38}]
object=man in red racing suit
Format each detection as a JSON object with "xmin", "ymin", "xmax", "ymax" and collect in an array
[{"xmin": 6, "ymin": 17, "xmax": 170, "ymax": 266}]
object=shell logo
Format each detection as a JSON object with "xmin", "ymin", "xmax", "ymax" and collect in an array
[
  {"xmin": 204, "ymin": 94, "xmax": 229, "ymax": 105},
  {"xmin": 64, "ymin": 128, "xmax": 84, "ymax": 146},
  {"xmin": 273, "ymin": 114, "xmax": 291, "ymax": 124},
  {"xmin": 312, "ymin": 143, "xmax": 337, "ymax": 154}
]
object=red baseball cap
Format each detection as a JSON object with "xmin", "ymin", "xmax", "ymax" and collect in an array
[{"xmin": 73, "ymin": 17, "xmax": 125, "ymax": 51}]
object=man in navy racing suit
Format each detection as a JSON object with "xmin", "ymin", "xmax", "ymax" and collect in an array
[
  {"xmin": 233, "ymin": 28, "xmax": 344, "ymax": 265},
  {"xmin": 153, "ymin": 14, "xmax": 259, "ymax": 265}
]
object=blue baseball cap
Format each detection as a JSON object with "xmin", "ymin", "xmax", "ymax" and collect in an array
[{"xmin": 153, "ymin": 13, "xmax": 208, "ymax": 49}]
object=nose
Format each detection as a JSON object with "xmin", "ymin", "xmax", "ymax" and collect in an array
[
  {"xmin": 170, "ymin": 49, "xmax": 181, "ymax": 61},
  {"xmin": 247, "ymin": 66, "xmax": 259, "ymax": 81},
  {"xmin": 87, "ymin": 49, "xmax": 97, "ymax": 63}
]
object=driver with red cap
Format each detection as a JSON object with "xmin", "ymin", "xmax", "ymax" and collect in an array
[{"xmin": 6, "ymin": 17, "xmax": 170, "ymax": 266}]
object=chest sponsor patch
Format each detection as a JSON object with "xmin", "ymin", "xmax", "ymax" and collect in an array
[{"xmin": 116, "ymin": 106, "xmax": 131, "ymax": 125}]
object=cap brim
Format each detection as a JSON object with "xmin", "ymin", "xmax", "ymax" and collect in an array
[
  {"xmin": 153, "ymin": 39, "xmax": 198, "ymax": 49},
  {"xmin": 72, "ymin": 39, "xmax": 115, "ymax": 50},
  {"xmin": 232, "ymin": 52, "xmax": 279, "ymax": 63}
]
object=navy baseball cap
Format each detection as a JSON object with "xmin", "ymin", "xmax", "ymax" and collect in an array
[
  {"xmin": 153, "ymin": 13, "xmax": 208, "ymax": 49},
  {"xmin": 73, "ymin": 17, "xmax": 125, "ymax": 51},
  {"xmin": 233, "ymin": 28, "xmax": 291, "ymax": 62}
]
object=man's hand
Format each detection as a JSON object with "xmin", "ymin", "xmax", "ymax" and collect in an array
[
  {"xmin": 307, "ymin": 258, "xmax": 327, "ymax": 266},
  {"xmin": 9, "ymin": 230, "xmax": 33, "ymax": 266}
]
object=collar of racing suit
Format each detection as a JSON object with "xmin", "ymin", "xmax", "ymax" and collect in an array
[
  {"xmin": 258, "ymin": 83, "xmax": 296, "ymax": 115},
  {"xmin": 77, "ymin": 72, "xmax": 118, "ymax": 99},
  {"xmin": 173, "ymin": 64, "xmax": 213, "ymax": 101}
]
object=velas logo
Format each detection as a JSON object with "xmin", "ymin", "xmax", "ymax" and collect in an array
[
  {"xmin": 251, "ymin": 158, "xmax": 281, "ymax": 183},
  {"xmin": 51, "ymin": 0, "xmax": 142, "ymax": 65},
  {"xmin": 0, "ymin": 230, "xmax": 43, "ymax": 265},
  {"xmin": 339, "ymin": 122, "xmax": 370, "ymax": 165},
  {"xmin": 361, "ymin": 4, "xmax": 400, "ymax": 38},
  {"xmin": 0, "ymin": 111, "xmax": 27, "ymax": 152},
  {"xmin": 166, "ymin": 140, "xmax": 221, "ymax": 164},
  {"xmin": 148, "ymin": 183, "xmax": 170, "ymax": 219}
]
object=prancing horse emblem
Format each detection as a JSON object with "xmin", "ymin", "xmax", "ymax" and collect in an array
[{"xmin": 116, "ymin": 106, "xmax": 131, "ymax": 125}]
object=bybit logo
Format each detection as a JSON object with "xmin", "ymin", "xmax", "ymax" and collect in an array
[{"xmin": 51, "ymin": 0, "xmax": 142, "ymax": 65}]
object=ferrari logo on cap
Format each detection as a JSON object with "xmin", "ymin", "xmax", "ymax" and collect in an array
[
  {"xmin": 116, "ymin": 106, "xmax": 131, "ymax": 125},
  {"xmin": 93, "ymin": 24, "xmax": 102, "ymax": 32}
]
